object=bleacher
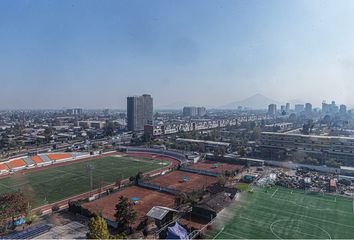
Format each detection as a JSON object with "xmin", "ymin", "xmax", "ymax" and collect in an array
[
  {"xmin": 124, "ymin": 146, "xmax": 187, "ymax": 163},
  {"xmin": 7, "ymin": 159, "xmax": 26, "ymax": 169},
  {"xmin": 23, "ymin": 157, "xmax": 35, "ymax": 166},
  {"xmin": 179, "ymin": 166, "xmax": 220, "ymax": 177},
  {"xmin": 30, "ymin": 156, "xmax": 44, "ymax": 164},
  {"xmin": 0, "ymin": 152, "xmax": 89, "ymax": 175},
  {"xmin": 2, "ymin": 224, "xmax": 52, "ymax": 239},
  {"xmin": 0, "ymin": 163, "xmax": 9, "ymax": 173},
  {"xmin": 47, "ymin": 153, "xmax": 72, "ymax": 161},
  {"xmin": 137, "ymin": 180, "xmax": 177, "ymax": 195},
  {"xmin": 39, "ymin": 154, "xmax": 52, "ymax": 163}
]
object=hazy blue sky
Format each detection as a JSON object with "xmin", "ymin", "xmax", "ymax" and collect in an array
[{"xmin": 1, "ymin": 0, "xmax": 354, "ymax": 109}]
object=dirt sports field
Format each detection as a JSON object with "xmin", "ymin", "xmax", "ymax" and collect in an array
[
  {"xmin": 82, "ymin": 186, "xmax": 176, "ymax": 227},
  {"xmin": 0, "ymin": 153, "xmax": 177, "ymax": 208},
  {"xmin": 188, "ymin": 160, "xmax": 244, "ymax": 174},
  {"xmin": 145, "ymin": 170, "xmax": 218, "ymax": 193}
]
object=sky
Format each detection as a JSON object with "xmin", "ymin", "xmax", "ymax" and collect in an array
[{"xmin": 1, "ymin": 0, "xmax": 354, "ymax": 109}]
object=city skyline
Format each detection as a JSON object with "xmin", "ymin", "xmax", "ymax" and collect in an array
[
  {"xmin": 0, "ymin": 93, "xmax": 349, "ymax": 111},
  {"xmin": 2, "ymin": 0, "xmax": 354, "ymax": 109}
]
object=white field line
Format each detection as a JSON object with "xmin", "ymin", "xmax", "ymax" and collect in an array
[
  {"xmin": 352, "ymin": 201, "xmax": 354, "ymax": 214},
  {"xmin": 7, "ymin": 171, "xmax": 77, "ymax": 189},
  {"xmin": 260, "ymin": 190, "xmax": 354, "ymax": 216},
  {"xmin": 222, "ymin": 230, "xmax": 247, "ymax": 239},
  {"xmin": 2, "ymin": 156, "xmax": 171, "ymax": 196},
  {"xmin": 266, "ymin": 188, "xmax": 339, "ymax": 204},
  {"xmin": 271, "ymin": 188, "xmax": 279, "ymax": 198},
  {"xmin": 0, "ymin": 182, "xmax": 14, "ymax": 190},
  {"xmin": 212, "ymin": 227, "xmax": 224, "ymax": 240},
  {"xmin": 243, "ymin": 201, "xmax": 354, "ymax": 230},
  {"xmin": 239, "ymin": 215, "xmax": 328, "ymax": 239}
]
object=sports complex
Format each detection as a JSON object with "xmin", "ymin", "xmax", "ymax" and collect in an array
[
  {"xmin": 2, "ymin": 147, "xmax": 354, "ymax": 239},
  {"xmin": 208, "ymin": 186, "xmax": 354, "ymax": 239},
  {"xmin": 0, "ymin": 152, "xmax": 176, "ymax": 208}
]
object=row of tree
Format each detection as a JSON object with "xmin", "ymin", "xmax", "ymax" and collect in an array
[{"xmin": 0, "ymin": 191, "xmax": 28, "ymax": 233}]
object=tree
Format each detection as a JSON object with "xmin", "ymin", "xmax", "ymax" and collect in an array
[
  {"xmin": 300, "ymin": 157, "xmax": 319, "ymax": 165},
  {"xmin": 86, "ymin": 216, "xmax": 110, "ymax": 239},
  {"xmin": 0, "ymin": 192, "xmax": 27, "ymax": 231},
  {"xmin": 238, "ymin": 146, "xmax": 246, "ymax": 157},
  {"xmin": 135, "ymin": 172, "xmax": 144, "ymax": 184},
  {"xmin": 301, "ymin": 120, "xmax": 315, "ymax": 135},
  {"xmin": 114, "ymin": 196, "xmax": 137, "ymax": 230},
  {"xmin": 103, "ymin": 121, "xmax": 115, "ymax": 137},
  {"xmin": 115, "ymin": 177, "xmax": 122, "ymax": 189},
  {"xmin": 24, "ymin": 204, "xmax": 39, "ymax": 227},
  {"xmin": 325, "ymin": 158, "xmax": 341, "ymax": 168},
  {"xmin": 217, "ymin": 176, "xmax": 227, "ymax": 186},
  {"xmin": 251, "ymin": 126, "xmax": 262, "ymax": 140},
  {"xmin": 44, "ymin": 127, "xmax": 53, "ymax": 143}
]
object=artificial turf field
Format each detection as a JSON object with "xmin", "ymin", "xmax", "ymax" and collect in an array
[
  {"xmin": 208, "ymin": 186, "xmax": 354, "ymax": 239},
  {"xmin": 0, "ymin": 154, "xmax": 169, "ymax": 208}
]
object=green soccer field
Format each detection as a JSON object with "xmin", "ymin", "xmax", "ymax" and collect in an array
[
  {"xmin": 0, "ymin": 154, "xmax": 170, "ymax": 208},
  {"xmin": 208, "ymin": 186, "xmax": 354, "ymax": 239}
]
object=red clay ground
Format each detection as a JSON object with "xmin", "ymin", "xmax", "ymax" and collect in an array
[
  {"xmin": 81, "ymin": 186, "xmax": 176, "ymax": 227},
  {"xmin": 146, "ymin": 170, "xmax": 218, "ymax": 193},
  {"xmin": 188, "ymin": 160, "xmax": 244, "ymax": 174}
]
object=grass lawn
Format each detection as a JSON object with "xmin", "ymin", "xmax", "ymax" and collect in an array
[
  {"xmin": 0, "ymin": 155, "xmax": 169, "ymax": 208},
  {"xmin": 234, "ymin": 182, "xmax": 250, "ymax": 192},
  {"xmin": 208, "ymin": 186, "xmax": 354, "ymax": 239}
]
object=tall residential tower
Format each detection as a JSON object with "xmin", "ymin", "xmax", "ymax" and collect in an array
[{"xmin": 127, "ymin": 94, "xmax": 153, "ymax": 131}]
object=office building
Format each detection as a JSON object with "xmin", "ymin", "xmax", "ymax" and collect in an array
[
  {"xmin": 340, "ymin": 104, "xmax": 347, "ymax": 114},
  {"xmin": 127, "ymin": 94, "xmax": 153, "ymax": 131},
  {"xmin": 294, "ymin": 104, "xmax": 304, "ymax": 113},
  {"xmin": 268, "ymin": 104, "xmax": 277, "ymax": 115},
  {"xmin": 66, "ymin": 108, "xmax": 83, "ymax": 115},
  {"xmin": 285, "ymin": 103, "xmax": 290, "ymax": 112},
  {"xmin": 322, "ymin": 100, "xmax": 339, "ymax": 114},
  {"xmin": 183, "ymin": 107, "xmax": 197, "ymax": 117},
  {"xmin": 78, "ymin": 121, "xmax": 106, "ymax": 129},
  {"xmin": 305, "ymin": 103, "xmax": 312, "ymax": 113},
  {"xmin": 183, "ymin": 106, "xmax": 206, "ymax": 117},
  {"xmin": 197, "ymin": 107, "xmax": 207, "ymax": 117},
  {"xmin": 103, "ymin": 109, "xmax": 110, "ymax": 117}
]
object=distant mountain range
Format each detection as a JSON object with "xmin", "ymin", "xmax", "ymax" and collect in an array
[
  {"xmin": 157, "ymin": 101, "xmax": 215, "ymax": 110},
  {"xmin": 220, "ymin": 94, "xmax": 281, "ymax": 109}
]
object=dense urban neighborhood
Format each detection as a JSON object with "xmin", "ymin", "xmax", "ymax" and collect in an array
[{"xmin": 1, "ymin": 95, "xmax": 354, "ymax": 239}]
